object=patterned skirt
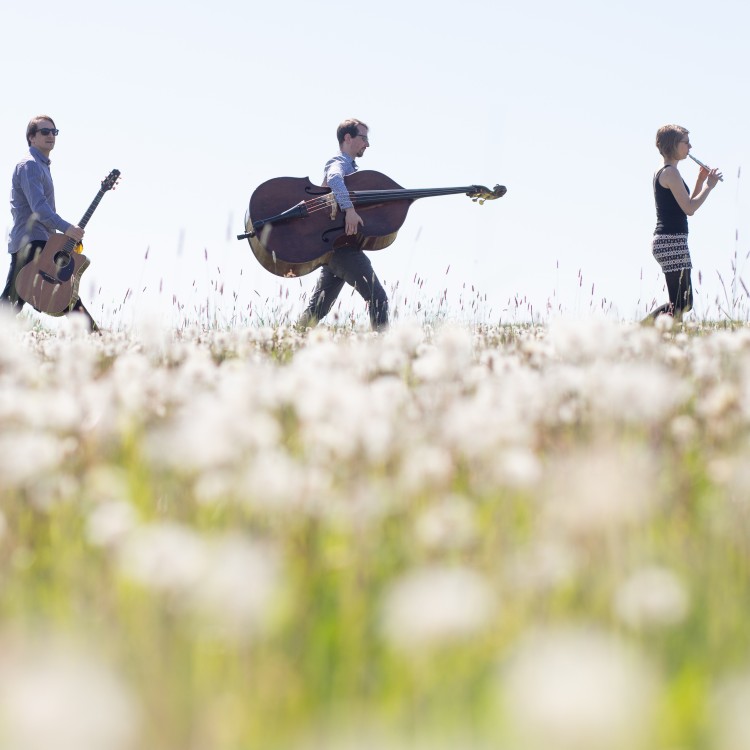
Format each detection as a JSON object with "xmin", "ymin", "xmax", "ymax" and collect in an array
[{"xmin": 652, "ymin": 233, "xmax": 691, "ymax": 273}]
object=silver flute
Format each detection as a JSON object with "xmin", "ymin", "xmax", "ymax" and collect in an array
[{"xmin": 688, "ymin": 153, "xmax": 724, "ymax": 181}]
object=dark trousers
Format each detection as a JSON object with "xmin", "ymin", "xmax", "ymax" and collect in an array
[
  {"xmin": 649, "ymin": 269, "xmax": 693, "ymax": 320},
  {"xmin": 0, "ymin": 241, "xmax": 99, "ymax": 331},
  {"xmin": 299, "ymin": 248, "xmax": 389, "ymax": 331}
]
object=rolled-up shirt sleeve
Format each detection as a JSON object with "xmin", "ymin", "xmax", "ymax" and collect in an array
[
  {"xmin": 18, "ymin": 161, "xmax": 70, "ymax": 234},
  {"xmin": 325, "ymin": 161, "xmax": 354, "ymax": 210}
]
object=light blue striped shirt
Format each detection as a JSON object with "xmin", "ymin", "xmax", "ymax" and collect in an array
[
  {"xmin": 323, "ymin": 152, "xmax": 357, "ymax": 210},
  {"xmin": 8, "ymin": 146, "xmax": 71, "ymax": 253}
]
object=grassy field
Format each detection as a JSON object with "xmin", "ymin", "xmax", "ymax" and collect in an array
[{"xmin": 1, "ymin": 314, "xmax": 749, "ymax": 750}]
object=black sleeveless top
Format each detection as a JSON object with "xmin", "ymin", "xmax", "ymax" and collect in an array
[{"xmin": 654, "ymin": 166, "xmax": 689, "ymax": 235}]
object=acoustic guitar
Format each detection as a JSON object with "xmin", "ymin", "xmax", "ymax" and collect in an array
[{"xmin": 15, "ymin": 169, "xmax": 120, "ymax": 315}]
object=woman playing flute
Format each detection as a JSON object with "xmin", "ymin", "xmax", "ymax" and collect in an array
[{"xmin": 647, "ymin": 124, "xmax": 722, "ymax": 320}]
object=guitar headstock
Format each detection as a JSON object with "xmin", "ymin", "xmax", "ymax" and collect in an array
[
  {"xmin": 101, "ymin": 169, "xmax": 121, "ymax": 192},
  {"xmin": 467, "ymin": 184, "xmax": 507, "ymax": 204}
]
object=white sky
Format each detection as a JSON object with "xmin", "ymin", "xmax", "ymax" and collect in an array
[{"xmin": 2, "ymin": 0, "xmax": 749, "ymax": 328}]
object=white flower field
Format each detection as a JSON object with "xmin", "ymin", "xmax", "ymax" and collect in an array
[{"xmin": 1, "ymin": 313, "xmax": 749, "ymax": 749}]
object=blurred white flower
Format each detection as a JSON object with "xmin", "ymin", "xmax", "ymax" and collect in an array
[
  {"xmin": 413, "ymin": 496, "xmax": 478, "ymax": 552},
  {"xmin": 711, "ymin": 674, "xmax": 750, "ymax": 750},
  {"xmin": 655, "ymin": 313, "xmax": 674, "ymax": 332},
  {"xmin": 541, "ymin": 444, "xmax": 659, "ymax": 539},
  {"xmin": 411, "ymin": 325, "xmax": 473, "ymax": 382},
  {"xmin": 0, "ymin": 432, "xmax": 75, "ymax": 488},
  {"xmin": 387, "ymin": 321, "xmax": 425, "ymax": 357},
  {"xmin": 671, "ymin": 414, "xmax": 698, "ymax": 444},
  {"xmin": 189, "ymin": 533, "xmax": 281, "ymax": 638},
  {"xmin": 546, "ymin": 318, "xmax": 626, "ymax": 363},
  {"xmin": 133, "ymin": 307, "xmax": 173, "ymax": 356},
  {"xmin": 291, "ymin": 726, "xmax": 485, "ymax": 750},
  {"xmin": 116, "ymin": 522, "xmax": 207, "ymax": 594},
  {"xmin": 193, "ymin": 469, "xmax": 236, "ymax": 505},
  {"xmin": 587, "ymin": 361, "xmax": 688, "ymax": 425},
  {"xmin": 240, "ymin": 450, "xmax": 330, "ymax": 514},
  {"xmin": 380, "ymin": 565, "xmax": 495, "ymax": 650},
  {"xmin": 116, "ymin": 523, "xmax": 282, "ymax": 638},
  {"xmin": 709, "ymin": 457, "xmax": 750, "ymax": 546},
  {"xmin": 697, "ymin": 382, "xmax": 740, "ymax": 426},
  {"xmin": 147, "ymin": 392, "xmax": 281, "ymax": 473},
  {"xmin": 397, "ymin": 444, "xmax": 455, "ymax": 494},
  {"xmin": 0, "ymin": 643, "xmax": 140, "ymax": 750},
  {"xmin": 86, "ymin": 500, "xmax": 138, "ymax": 548},
  {"xmin": 505, "ymin": 538, "xmax": 579, "ymax": 593},
  {"xmin": 82, "ymin": 466, "xmax": 132, "ymax": 504},
  {"xmin": 501, "ymin": 627, "xmax": 659, "ymax": 750},
  {"xmin": 491, "ymin": 447, "xmax": 542, "ymax": 489},
  {"xmin": 613, "ymin": 565, "xmax": 690, "ymax": 630}
]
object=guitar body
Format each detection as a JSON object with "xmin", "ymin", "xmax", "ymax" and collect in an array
[{"xmin": 14, "ymin": 235, "xmax": 91, "ymax": 316}]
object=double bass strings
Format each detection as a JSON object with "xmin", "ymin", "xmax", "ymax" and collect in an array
[{"xmin": 302, "ymin": 186, "xmax": 473, "ymax": 215}]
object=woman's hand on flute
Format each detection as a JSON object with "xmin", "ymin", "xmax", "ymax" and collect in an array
[{"xmin": 706, "ymin": 167, "xmax": 723, "ymax": 188}]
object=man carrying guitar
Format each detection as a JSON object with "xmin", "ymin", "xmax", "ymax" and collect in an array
[
  {"xmin": 296, "ymin": 118, "xmax": 389, "ymax": 331},
  {"xmin": 1, "ymin": 115, "xmax": 98, "ymax": 331}
]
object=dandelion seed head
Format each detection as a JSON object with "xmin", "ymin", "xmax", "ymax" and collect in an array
[
  {"xmin": 387, "ymin": 320, "xmax": 425, "ymax": 356},
  {"xmin": 117, "ymin": 522, "xmax": 207, "ymax": 594},
  {"xmin": 411, "ymin": 325, "xmax": 473, "ymax": 381},
  {"xmin": 671, "ymin": 414, "xmax": 698, "ymax": 444},
  {"xmin": 697, "ymin": 382, "xmax": 740, "ymax": 427},
  {"xmin": 189, "ymin": 534, "xmax": 282, "ymax": 639},
  {"xmin": 86, "ymin": 500, "xmax": 138, "ymax": 548},
  {"xmin": 240, "ymin": 451, "xmax": 331, "ymax": 515},
  {"xmin": 149, "ymin": 389, "xmax": 281, "ymax": 473},
  {"xmin": 587, "ymin": 361, "xmax": 688, "ymax": 425},
  {"xmin": 380, "ymin": 565, "xmax": 495, "ymax": 651},
  {"xmin": 613, "ymin": 565, "xmax": 690, "ymax": 630},
  {"xmin": 501, "ymin": 627, "xmax": 659, "ymax": 750},
  {"xmin": 492, "ymin": 447, "xmax": 542, "ymax": 488},
  {"xmin": 0, "ymin": 642, "xmax": 140, "ymax": 750},
  {"xmin": 505, "ymin": 538, "xmax": 579, "ymax": 593},
  {"xmin": 541, "ymin": 444, "xmax": 659, "ymax": 539},
  {"xmin": 0, "ymin": 432, "xmax": 74, "ymax": 488},
  {"xmin": 397, "ymin": 444, "xmax": 454, "ymax": 494},
  {"xmin": 414, "ymin": 496, "xmax": 478, "ymax": 552},
  {"xmin": 711, "ymin": 674, "xmax": 750, "ymax": 750},
  {"xmin": 654, "ymin": 313, "xmax": 674, "ymax": 332},
  {"xmin": 133, "ymin": 307, "xmax": 172, "ymax": 356},
  {"xmin": 546, "ymin": 318, "xmax": 625, "ymax": 363},
  {"xmin": 192, "ymin": 469, "xmax": 236, "ymax": 505}
]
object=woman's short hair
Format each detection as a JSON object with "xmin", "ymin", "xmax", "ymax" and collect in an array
[
  {"xmin": 26, "ymin": 115, "xmax": 56, "ymax": 146},
  {"xmin": 656, "ymin": 124, "xmax": 688, "ymax": 160},
  {"xmin": 337, "ymin": 118, "xmax": 367, "ymax": 145}
]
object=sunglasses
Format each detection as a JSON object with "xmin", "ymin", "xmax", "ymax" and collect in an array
[{"xmin": 36, "ymin": 128, "xmax": 59, "ymax": 136}]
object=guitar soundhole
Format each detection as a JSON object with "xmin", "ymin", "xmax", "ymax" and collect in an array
[{"xmin": 52, "ymin": 251, "xmax": 74, "ymax": 282}]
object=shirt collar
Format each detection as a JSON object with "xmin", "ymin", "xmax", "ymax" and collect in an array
[
  {"xmin": 339, "ymin": 151, "xmax": 356, "ymax": 169},
  {"xmin": 29, "ymin": 146, "xmax": 51, "ymax": 166}
]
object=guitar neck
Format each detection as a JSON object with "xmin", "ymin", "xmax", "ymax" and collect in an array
[
  {"xmin": 350, "ymin": 186, "xmax": 479, "ymax": 207},
  {"xmin": 78, "ymin": 189, "xmax": 107, "ymax": 229},
  {"xmin": 55, "ymin": 188, "xmax": 107, "ymax": 255}
]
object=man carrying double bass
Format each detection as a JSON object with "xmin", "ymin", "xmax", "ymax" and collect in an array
[
  {"xmin": 296, "ymin": 118, "xmax": 389, "ymax": 331},
  {"xmin": 1, "ymin": 115, "xmax": 98, "ymax": 331}
]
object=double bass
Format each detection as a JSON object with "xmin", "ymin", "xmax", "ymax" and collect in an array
[{"xmin": 238, "ymin": 170, "xmax": 506, "ymax": 278}]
